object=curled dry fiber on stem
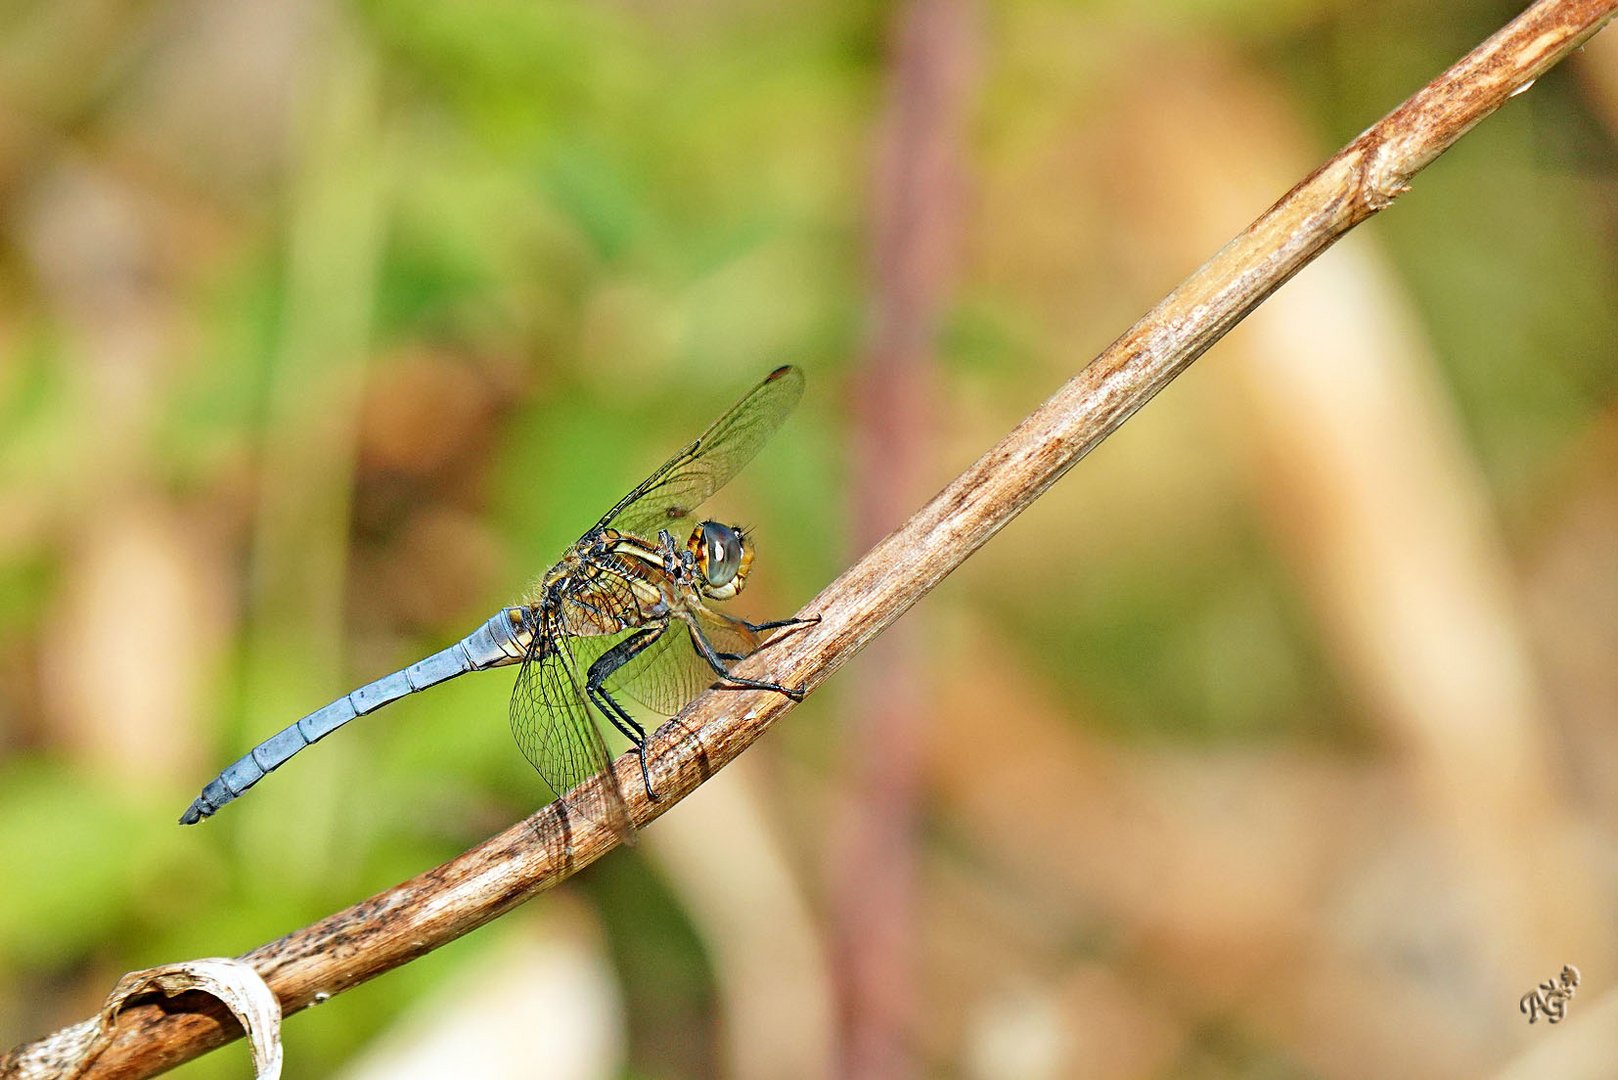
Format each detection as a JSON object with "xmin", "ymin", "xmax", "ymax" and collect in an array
[{"xmin": 3, "ymin": 0, "xmax": 1614, "ymax": 1077}]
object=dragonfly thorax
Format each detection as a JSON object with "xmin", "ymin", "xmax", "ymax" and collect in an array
[{"xmin": 689, "ymin": 521, "xmax": 753, "ymax": 601}]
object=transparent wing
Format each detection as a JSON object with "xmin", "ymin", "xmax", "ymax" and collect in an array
[
  {"xmin": 593, "ymin": 365, "xmax": 804, "ymax": 542},
  {"xmin": 508, "ymin": 627, "xmax": 634, "ymax": 841},
  {"xmin": 690, "ymin": 608, "xmax": 767, "ymax": 665},
  {"xmin": 605, "ymin": 611, "xmax": 765, "ymax": 717}
]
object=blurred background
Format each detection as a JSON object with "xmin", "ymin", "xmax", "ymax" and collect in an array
[{"xmin": 2, "ymin": 0, "xmax": 1617, "ymax": 1077}]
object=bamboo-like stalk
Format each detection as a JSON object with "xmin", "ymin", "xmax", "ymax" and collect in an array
[
  {"xmin": 833, "ymin": 1, "xmax": 975, "ymax": 1077},
  {"xmin": 5, "ymin": 1, "xmax": 1614, "ymax": 1076}
]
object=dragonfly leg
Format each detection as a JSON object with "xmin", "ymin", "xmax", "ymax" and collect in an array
[
  {"xmin": 684, "ymin": 614, "xmax": 807, "ymax": 702},
  {"xmin": 740, "ymin": 614, "xmax": 820, "ymax": 634},
  {"xmin": 718, "ymin": 614, "xmax": 820, "ymax": 659},
  {"xmin": 585, "ymin": 625, "xmax": 666, "ymax": 800}
]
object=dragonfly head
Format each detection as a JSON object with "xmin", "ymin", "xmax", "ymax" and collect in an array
[{"xmin": 689, "ymin": 521, "xmax": 754, "ymax": 601}]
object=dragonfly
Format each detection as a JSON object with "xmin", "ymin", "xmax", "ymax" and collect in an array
[{"xmin": 180, "ymin": 365, "xmax": 813, "ymax": 836}]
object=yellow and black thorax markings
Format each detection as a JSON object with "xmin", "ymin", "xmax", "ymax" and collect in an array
[{"xmin": 539, "ymin": 529, "xmax": 686, "ymax": 639}]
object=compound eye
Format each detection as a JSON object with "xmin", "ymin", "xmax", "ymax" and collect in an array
[{"xmin": 696, "ymin": 521, "xmax": 744, "ymax": 589}]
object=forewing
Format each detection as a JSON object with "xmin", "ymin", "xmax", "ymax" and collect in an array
[
  {"xmin": 594, "ymin": 365, "xmax": 804, "ymax": 541},
  {"xmin": 603, "ymin": 622, "xmax": 712, "ymax": 717},
  {"xmin": 508, "ymin": 630, "xmax": 634, "ymax": 841},
  {"xmin": 691, "ymin": 608, "xmax": 766, "ymax": 665},
  {"xmin": 607, "ymin": 611, "xmax": 765, "ymax": 717}
]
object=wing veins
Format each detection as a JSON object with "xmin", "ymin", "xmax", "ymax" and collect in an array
[{"xmin": 590, "ymin": 366, "xmax": 804, "ymax": 541}]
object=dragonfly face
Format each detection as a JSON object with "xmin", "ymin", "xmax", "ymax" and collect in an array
[
  {"xmin": 689, "ymin": 521, "xmax": 753, "ymax": 600},
  {"xmin": 178, "ymin": 365, "xmax": 813, "ymax": 838}
]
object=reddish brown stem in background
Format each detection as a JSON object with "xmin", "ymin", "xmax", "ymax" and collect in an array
[
  {"xmin": 835, "ymin": 1, "xmax": 975, "ymax": 1077},
  {"xmin": 3, "ymin": 1, "xmax": 1613, "ymax": 1076}
]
